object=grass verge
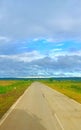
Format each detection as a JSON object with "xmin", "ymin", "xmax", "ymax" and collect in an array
[
  {"xmin": 41, "ymin": 79, "xmax": 81, "ymax": 104},
  {"xmin": 0, "ymin": 80, "xmax": 32, "ymax": 119}
]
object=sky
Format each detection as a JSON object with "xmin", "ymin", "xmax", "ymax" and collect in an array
[{"xmin": 0, "ymin": 0, "xmax": 81, "ymax": 77}]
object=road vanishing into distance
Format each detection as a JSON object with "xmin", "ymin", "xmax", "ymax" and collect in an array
[{"xmin": 0, "ymin": 82, "xmax": 81, "ymax": 130}]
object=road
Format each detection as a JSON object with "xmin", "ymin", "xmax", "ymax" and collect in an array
[{"xmin": 0, "ymin": 82, "xmax": 81, "ymax": 130}]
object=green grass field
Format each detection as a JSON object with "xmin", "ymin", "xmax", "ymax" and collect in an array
[
  {"xmin": 41, "ymin": 79, "xmax": 81, "ymax": 104},
  {"xmin": 0, "ymin": 80, "xmax": 32, "ymax": 119}
]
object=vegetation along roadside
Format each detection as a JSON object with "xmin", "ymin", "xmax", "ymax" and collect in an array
[
  {"xmin": 41, "ymin": 78, "xmax": 81, "ymax": 104},
  {"xmin": 0, "ymin": 80, "xmax": 32, "ymax": 119}
]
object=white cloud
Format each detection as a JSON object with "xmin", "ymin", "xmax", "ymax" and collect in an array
[
  {"xmin": 50, "ymin": 48, "xmax": 63, "ymax": 52},
  {"xmin": 56, "ymin": 43, "xmax": 64, "ymax": 47},
  {"xmin": 63, "ymin": 72, "xmax": 81, "ymax": 77},
  {"xmin": 0, "ymin": 51, "xmax": 81, "ymax": 77},
  {"xmin": 31, "ymin": 37, "xmax": 62, "ymax": 44},
  {"xmin": 0, "ymin": 36, "xmax": 11, "ymax": 42},
  {"xmin": 49, "ymin": 50, "xmax": 81, "ymax": 59},
  {"xmin": 32, "ymin": 38, "xmax": 40, "ymax": 42},
  {"xmin": 45, "ymin": 38, "xmax": 55, "ymax": 43},
  {"xmin": 0, "ymin": 0, "xmax": 81, "ymax": 77},
  {"xmin": 17, "ymin": 51, "xmax": 45, "ymax": 62},
  {"xmin": 0, "ymin": 50, "xmax": 45, "ymax": 62}
]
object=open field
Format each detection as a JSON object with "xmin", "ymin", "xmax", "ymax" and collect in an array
[
  {"xmin": 41, "ymin": 79, "xmax": 81, "ymax": 104},
  {"xmin": 0, "ymin": 80, "xmax": 32, "ymax": 119},
  {"xmin": 1, "ymin": 82, "xmax": 81, "ymax": 130},
  {"xmin": 0, "ymin": 78, "xmax": 81, "ymax": 120}
]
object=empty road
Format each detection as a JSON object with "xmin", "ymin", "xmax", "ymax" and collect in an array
[{"xmin": 0, "ymin": 82, "xmax": 81, "ymax": 130}]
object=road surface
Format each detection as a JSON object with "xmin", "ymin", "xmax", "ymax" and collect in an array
[{"xmin": 0, "ymin": 82, "xmax": 81, "ymax": 130}]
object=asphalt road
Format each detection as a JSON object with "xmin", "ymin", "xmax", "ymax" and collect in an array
[{"xmin": 0, "ymin": 82, "xmax": 81, "ymax": 130}]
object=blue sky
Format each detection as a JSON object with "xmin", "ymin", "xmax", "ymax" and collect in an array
[{"xmin": 0, "ymin": 0, "xmax": 81, "ymax": 77}]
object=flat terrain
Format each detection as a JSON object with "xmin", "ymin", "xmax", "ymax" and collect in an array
[
  {"xmin": 42, "ymin": 79, "xmax": 81, "ymax": 103},
  {"xmin": 0, "ymin": 82, "xmax": 81, "ymax": 130},
  {"xmin": 0, "ymin": 80, "xmax": 32, "ymax": 118}
]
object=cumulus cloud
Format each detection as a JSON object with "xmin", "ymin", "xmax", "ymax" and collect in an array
[
  {"xmin": 0, "ymin": 51, "xmax": 81, "ymax": 77},
  {"xmin": 0, "ymin": 51, "xmax": 45, "ymax": 62},
  {"xmin": 49, "ymin": 49, "xmax": 81, "ymax": 59},
  {"xmin": 0, "ymin": 0, "xmax": 81, "ymax": 77}
]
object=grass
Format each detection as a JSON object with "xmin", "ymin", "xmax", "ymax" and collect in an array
[
  {"xmin": 41, "ymin": 79, "xmax": 81, "ymax": 104},
  {"xmin": 0, "ymin": 80, "xmax": 32, "ymax": 119}
]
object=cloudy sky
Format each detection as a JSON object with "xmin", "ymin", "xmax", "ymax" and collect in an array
[{"xmin": 0, "ymin": 0, "xmax": 81, "ymax": 77}]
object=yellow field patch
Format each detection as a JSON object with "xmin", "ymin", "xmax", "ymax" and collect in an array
[
  {"xmin": 42, "ymin": 80, "xmax": 81, "ymax": 104},
  {"xmin": 0, "ymin": 80, "xmax": 16, "ymax": 86}
]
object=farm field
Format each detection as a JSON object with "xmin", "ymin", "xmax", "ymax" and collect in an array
[
  {"xmin": 0, "ymin": 80, "xmax": 32, "ymax": 119},
  {"xmin": 41, "ymin": 79, "xmax": 81, "ymax": 104}
]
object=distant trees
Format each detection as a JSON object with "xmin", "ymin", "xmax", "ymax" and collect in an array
[{"xmin": 49, "ymin": 78, "xmax": 53, "ymax": 82}]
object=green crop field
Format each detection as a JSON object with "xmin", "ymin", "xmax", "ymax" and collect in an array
[
  {"xmin": 0, "ymin": 80, "xmax": 32, "ymax": 119},
  {"xmin": 41, "ymin": 79, "xmax": 81, "ymax": 104}
]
